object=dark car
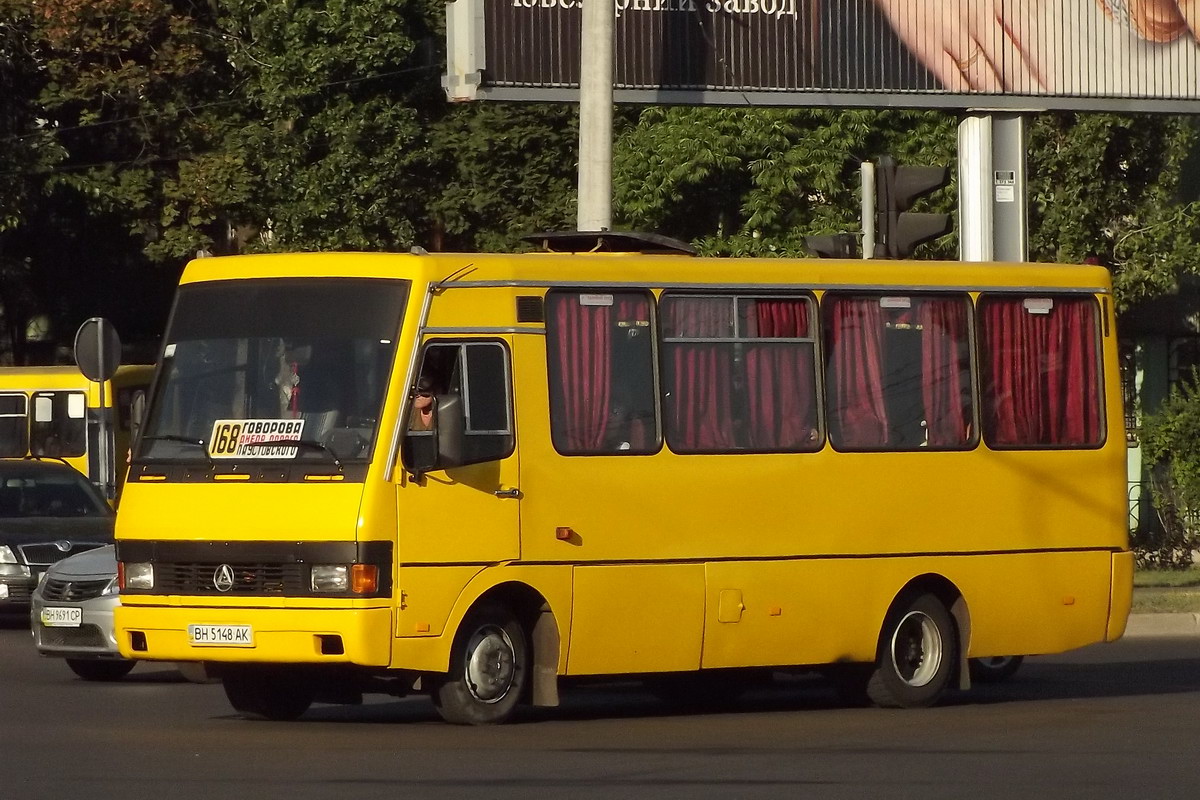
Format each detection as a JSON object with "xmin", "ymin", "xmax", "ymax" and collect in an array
[{"xmin": 0, "ymin": 460, "xmax": 113, "ymax": 615}]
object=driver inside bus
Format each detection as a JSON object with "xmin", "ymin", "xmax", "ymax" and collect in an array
[{"xmin": 408, "ymin": 376, "xmax": 437, "ymax": 432}]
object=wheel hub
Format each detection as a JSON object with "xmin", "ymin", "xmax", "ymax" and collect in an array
[
  {"xmin": 464, "ymin": 625, "xmax": 516, "ymax": 704},
  {"xmin": 890, "ymin": 610, "xmax": 943, "ymax": 688}
]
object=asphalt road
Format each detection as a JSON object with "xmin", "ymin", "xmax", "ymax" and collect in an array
[{"xmin": 3, "ymin": 621, "xmax": 1199, "ymax": 800}]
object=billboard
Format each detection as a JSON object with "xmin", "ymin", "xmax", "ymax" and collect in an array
[{"xmin": 444, "ymin": 0, "xmax": 1200, "ymax": 112}]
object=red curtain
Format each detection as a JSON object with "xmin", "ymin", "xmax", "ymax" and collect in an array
[
  {"xmin": 982, "ymin": 297, "xmax": 1101, "ymax": 446},
  {"xmin": 664, "ymin": 297, "xmax": 736, "ymax": 451},
  {"xmin": 549, "ymin": 297, "xmax": 652, "ymax": 453},
  {"xmin": 918, "ymin": 297, "xmax": 970, "ymax": 446},
  {"xmin": 551, "ymin": 295, "xmax": 611, "ymax": 451},
  {"xmin": 745, "ymin": 300, "xmax": 816, "ymax": 449},
  {"xmin": 1048, "ymin": 299, "xmax": 1101, "ymax": 444},
  {"xmin": 828, "ymin": 297, "xmax": 888, "ymax": 447}
]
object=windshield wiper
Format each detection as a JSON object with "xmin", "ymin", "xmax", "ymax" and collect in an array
[
  {"xmin": 254, "ymin": 438, "xmax": 343, "ymax": 471},
  {"xmin": 140, "ymin": 435, "xmax": 213, "ymax": 465}
]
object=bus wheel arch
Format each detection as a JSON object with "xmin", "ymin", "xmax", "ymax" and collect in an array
[
  {"xmin": 867, "ymin": 575, "xmax": 966, "ymax": 708},
  {"xmin": 431, "ymin": 582, "xmax": 559, "ymax": 724}
]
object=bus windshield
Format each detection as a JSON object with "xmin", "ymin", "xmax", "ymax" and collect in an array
[{"xmin": 138, "ymin": 278, "xmax": 409, "ymax": 464}]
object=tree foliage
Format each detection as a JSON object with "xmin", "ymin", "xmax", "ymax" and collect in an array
[
  {"xmin": 213, "ymin": 0, "xmax": 444, "ymax": 253},
  {"xmin": 427, "ymin": 103, "xmax": 579, "ymax": 252},
  {"xmin": 1028, "ymin": 114, "xmax": 1200, "ymax": 311},
  {"xmin": 613, "ymin": 107, "xmax": 956, "ymax": 258},
  {"xmin": 1136, "ymin": 380, "xmax": 1200, "ymax": 568}
]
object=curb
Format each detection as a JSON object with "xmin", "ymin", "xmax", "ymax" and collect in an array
[{"xmin": 1123, "ymin": 612, "xmax": 1200, "ymax": 637}]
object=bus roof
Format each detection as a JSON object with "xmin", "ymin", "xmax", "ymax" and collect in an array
[{"xmin": 179, "ymin": 251, "xmax": 1113, "ymax": 294}]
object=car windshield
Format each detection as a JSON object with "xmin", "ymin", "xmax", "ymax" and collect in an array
[
  {"xmin": 138, "ymin": 278, "xmax": 409, "ymax": 464},
  {"xmin": 0, "ymin": 469, "xmax": 110, "ymax": 518}
]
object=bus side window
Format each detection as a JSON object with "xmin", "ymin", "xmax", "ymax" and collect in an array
[
  {"xmin": 29, "ymin": 391, "xmax": 87, "ymax": 458},
  {"xmin": 545, "ymin": 290, "xmax": 659, "ymax": 455},
  {"xmin": 823, "ymin": 293, "xmax": 973, "ymax": 452},
  {"xmin": 402, "ymin": 340, "xmax": 514, "ymax": 471},
  {"xmin": 0, "ymin": 393, "xmax": 29, "ymax": 458},
  {"xmin": 661, "ymin": 293, "xmax": 820, "ymax": 454},
  {"xmin": 979, "ymin": 295, "xmax": 1103, "ymax": 447}
]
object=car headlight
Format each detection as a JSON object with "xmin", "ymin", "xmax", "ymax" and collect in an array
[
  {"xmin": 101, "ymin": 577, "xmax": 118, "ymax": 596},
  {"xmin": 0, "ymin": 548, "xmax": 30, "ymax": 578},
  {"xmin": 121, "ymin": 562, "xmax": 154, "ymax": 590}
]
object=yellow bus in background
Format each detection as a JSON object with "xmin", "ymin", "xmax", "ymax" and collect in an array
[
  {"xmin": 0, "ymin": 365, "xmax": 154, "ymax": 498},
  {"xmin": 113, "ymin": 234, "xmax": 1132, "ymax": 724}
]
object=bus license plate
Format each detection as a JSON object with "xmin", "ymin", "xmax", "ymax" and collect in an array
[
  {"xmin": 188, "ymin": 624, "xmax": 254, "ymax": 647},
  {"xmin": 41, "ymin": 607, "xmax": 82, "ymax": 627}
]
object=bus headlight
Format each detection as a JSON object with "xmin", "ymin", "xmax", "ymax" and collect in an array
[
  {"xmin": 121, "ymin": 562, "xmax": 154, "ymax": 590},
  {"xmin": 311, "ymin": 564, "xmax": 378, "ymax": 594},
  {"xmin": 311, "ymin": 565, "xmax": 349, "ymax": 592}
]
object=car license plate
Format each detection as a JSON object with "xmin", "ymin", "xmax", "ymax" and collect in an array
[
  {"xmin": 188, "ymin": 624, "xmax": 254, "ymax": 647},
  {"xmin": 41, "ymin": 607, "xmax": 82, "ymax": 628}
]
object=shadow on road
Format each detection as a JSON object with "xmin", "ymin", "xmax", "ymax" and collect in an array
[{"xmin": 294, "ymin": 651, "xmax": 1200, "ymax": 725}]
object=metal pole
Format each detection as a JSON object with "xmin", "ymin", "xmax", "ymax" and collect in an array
[
  {"xmin": 96, "ymin": 321, "xmax": 111, "ymax": 500},
  {"xmin": 577, "ymin": 0, "xmax": 613, "ymax": 231},
  {"xmin": 958, "ymin": 114, "xmax": 994, "ymax": 262},
  {"xmin": 860, "ymin": 162, "xmax": 875, "ymax": 259}
]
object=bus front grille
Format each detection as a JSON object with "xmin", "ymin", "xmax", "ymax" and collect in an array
[{"xmin": 154, "ymin": 563, "xmax": 306, "ymax": 595}]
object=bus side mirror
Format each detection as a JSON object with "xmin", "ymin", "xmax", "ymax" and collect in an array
[
  {"xmin": 402, "ymin": 393, "xmax": 465, "ymax": 478},
  {"xmin": 435, "ymin": 393, "xmax": 464, "ymax": 468},
  {"xmin": 405, "ymin": 428, "xmax": 439, "ymax": 477},
  {"xmin": 130, "ymin": 390, "xmax": 147, "ymax": 445}
]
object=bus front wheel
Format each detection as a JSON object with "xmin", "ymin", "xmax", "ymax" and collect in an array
[
  {"xmin": 222, "ymin": 666, "xmax": 314, "ymax": 721},
  {"xmin": 867, "ymin": 593, "xmax": 957, "ymax": 708},
  {"xmin": 66, "ymin": 658, "xmax": 135, "ymax": 682},
  {"xmin": 432, "ymin": 602, "xmax": 528, "ymax": 725}
]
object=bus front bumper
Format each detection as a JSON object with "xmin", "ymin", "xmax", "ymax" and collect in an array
[{"xmin": 114, "ymin": 603, "xmax": 393, "ymax": 666}]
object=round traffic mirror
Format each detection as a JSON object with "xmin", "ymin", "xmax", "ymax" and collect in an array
[{"xmin": 74, "ymin": 317, "xmax": 122, "ymax": 382}]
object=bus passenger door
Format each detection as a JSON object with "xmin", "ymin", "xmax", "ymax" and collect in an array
[{"xmin": 396, "ymin": 338, "xmax": 519, "ymax": 566}]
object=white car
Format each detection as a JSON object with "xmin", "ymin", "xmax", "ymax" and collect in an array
[{"xmin": 30, "ymin": 544, "xmax": 209, "ymax": 682}]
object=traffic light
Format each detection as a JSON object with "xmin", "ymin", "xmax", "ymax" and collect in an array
[
  {"xmin": 806, "ymin": 233, "xmax": 858, "ymax": 259},
  {"xmin": 874, "ymin": 155, "xmax": 952, "ymax": 259}
]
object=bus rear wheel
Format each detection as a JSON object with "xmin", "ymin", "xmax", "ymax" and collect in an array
[
  {"xmin": 866, "ymin": 593, "xmax": 957, "ymax": 708},
  {"xmin": 432, "ymin": 602, "xmax": 528, "ymax": 725},
  {"xmin": 222, "ymin": 667, "xmax": 314, "ymax": 721}
]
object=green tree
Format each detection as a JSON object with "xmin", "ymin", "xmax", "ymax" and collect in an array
[
  {"xmin": 211, "ymin": 0, "xmax": 444, "ymax": 252},
  {"xmin": 29, "ymin": 0, "xmax": 242, "ymax": 260},
  {"xmin": 1, "ymin": 1, "xmax": 67, "ymax": 360},
  {"xmin": 0, "ymin": 0, "xmax": 238, "ymax": 356},
  {"xmin": 1137, "ymin": 379, "xmax": 1200, "ymax": 567},
  {"xmin": 613, "ymin": 106, "xmax": 957, "ymax": 258},
  {"xmin": 1027, "ymin": 114, "xmax": 1200, "ymax": 311},
  {"xmin": 427, "ymin": 103, "xmax": 579, "ymax": 252}
]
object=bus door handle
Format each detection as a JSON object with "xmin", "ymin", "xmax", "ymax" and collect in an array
[{"xmin": 494, "ymin": 488, "xmax": 522, "ymax": 499}]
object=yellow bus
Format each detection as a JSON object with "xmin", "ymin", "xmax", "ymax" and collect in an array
[
  {"xmin": 114, "ymin": 234, "xmax": 1132, "ymax": 724},
  {"xmin": 0, "ymin": 365, "xmax": 154, "ymax": 497}
]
